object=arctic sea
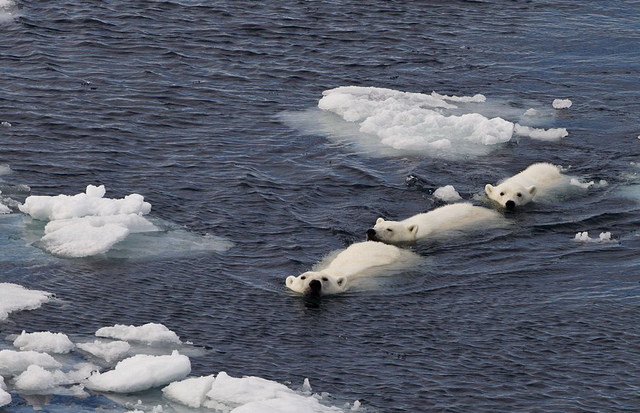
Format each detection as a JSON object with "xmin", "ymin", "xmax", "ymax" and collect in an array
[{"xmin": 1, "ymin": 0, "xmax": 639, "ymax": 411}]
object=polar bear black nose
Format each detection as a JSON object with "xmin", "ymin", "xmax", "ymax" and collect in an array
[
  {"xmin": 505, "ymin": 200, "xmax": 516, "ymax": 210},
  {"xmin": 366, "ymin": 229, "xmax": 378, "ymax": 241},
  {"xmin": 309, "ymin": 279, "xmax": 322, "ymax": 294}
]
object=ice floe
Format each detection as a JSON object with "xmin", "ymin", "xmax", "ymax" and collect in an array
[
  {"xmin": 433, "ymin": 185, "xmax": 462, "ymax": 202},
  {"xmin": 95, "ymin": 323, "xmax": 182, "ymax": 345},
  {"xmin": 13, "ymin": 331, "xmax": 75, "ymax": 354},
  {"xmin": 552, "ymin": 98, "xmax": 572, "ymax": 109},
  {"xmin": 76, "ymin": 340, "xmax": 131, "ymax": 363},
  {"xmin": 86, "ymin": 351, "xmax": 191, "ymax": 393},
  {"xmin": 17, "ymin": 185, "xmax": 232, "ymax": 258},
  {"xmin": 285, "ymin": 86, "xmax": 571, "ymax": 159},
  {"xmin": 0, "ymin": 350, "xmax": 61, "ymax": 377},
  {"xmin": 0, "ymin": 283, "xmax": 53, "ymax": 321}
]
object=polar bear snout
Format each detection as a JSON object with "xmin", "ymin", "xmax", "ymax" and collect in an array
[
  {"xmin": 366, "ymin": 228, "xmax": 379, "ymax": 241},
  {"xmin": 505, "ymin": 200, "xmax": 516, "ymax": 210},
  {"xmin": 308, "ymin": 279, "xmax": 322, "ymax": 297}
]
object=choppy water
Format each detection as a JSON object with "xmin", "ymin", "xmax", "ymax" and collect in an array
[{"xmin": 1, "ymin": 0, "xmax": 640, "ymax": 412}]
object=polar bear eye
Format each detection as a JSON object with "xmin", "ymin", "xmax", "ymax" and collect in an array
[
  {"xmin": 322, "ymin": 277, "xmax": 328, "ymax": 281},
  {"xmin": 499, "ymin": 192, "xmax": 505, "ymax": 196},
  {"xmin": 517, "ymin": 192, "xmax": 522, "ymax": 197},
  {"xmin": 300, "ymin": 276, "xmax": 306, "ymax": 280},
  {"xmin": 386, "ymin": 228, "xmax": 393, "ymax": 232}
]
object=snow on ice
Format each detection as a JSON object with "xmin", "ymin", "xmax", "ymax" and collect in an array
[
  {"xmin": 13, "ymin": 331, "xmax": 75, "ymax": 354},
  {"xmin": 0, "ymin": 283, "xmax": 53, "ymax": 321},
  {"xmin": 95, "ymin": 323, "xmax": 182, "ymax": 345}
]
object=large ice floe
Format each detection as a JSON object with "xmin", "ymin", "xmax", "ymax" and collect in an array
[
  {"xmin": 0, "ymin": 283, "xmax": 53, "ymax": 321},
  {"xmin": 281, "ymin": 86, "xmax": 569, "ymax": 159},
  {"xmin": 0, "ymin": 307, "xmax": 356, "ymax": 412},
  {"xmin": 17, "ymin": 184, "xmax": 232, "ymax": 258}
]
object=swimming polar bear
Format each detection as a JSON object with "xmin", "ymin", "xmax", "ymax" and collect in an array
[
  {"xmin": 484, "ymin": 162, "xmax": 565, "ymax": 210},
  {"xmin": 366, "ymin": 203, "xmax": 504, "ymax": 244},
  {"xmin": 285, "ymin": 241, "xmax": 418, "ymax": 297}
]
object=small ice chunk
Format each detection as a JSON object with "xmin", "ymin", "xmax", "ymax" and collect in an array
[
  {"xmin": 13, "ymin": 365, "xmax": 67, "ymax": 392},
  {"xmin": 552, "ymin": 99, "xmax": 572, "ymax": 109},
  {"xmin": 13, "ymin": 331, "xmax": 75, "ymax": 354},
  {"xmin": 162, "ymin": 375, "xmax": 216, "ymax": 408},
  {"xmin": 0, "ymin": 350, "xmax": 62, "ymax": 377},
  {"xmin": 514, "ymin": 124, "xmax": 568, "ymax": 141},
  {"xmin": 95, "ymin": 323, "xmax": 181, "ymax": 345},
  {"xmin": 77, "ymin": 340, "xmax": 131, "ymax": 363},
  {"xmin": 430, "ymin": 91, "xmax": 486, "ymax": 102},
  {"xmin": 205, "ymin": 371, "xmax": 296, "ymax": 406},
  {"xmin": 573, "ymin": 231, "xmax": 614, "ymax": 243},
  {"xmin": 85, "ymin": 351, "xmax": 191, "ymax": 393},
  {"xmin": 0, "ymin": 122, "xmax": 11, "ymax": 128},
  {"xmin": 433, "ymin": 185, "xmax": 462, "ymax": 202},
  {"xmin": 0, "ymin": 283, "xmax": 53, "ymax": 321}
]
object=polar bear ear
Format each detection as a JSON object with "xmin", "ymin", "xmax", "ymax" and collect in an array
[
  {"xmin": 376, "ymin": 217, "xmax": 385, "ymax": 224},
  {"xmin": 407, "ymin": 224, "xmax": 419, "ymax": 236},
  {"xmin": 527, "ymin": 185, "xmax": 537, "ymax": 196},
  {"xmin": 485, "ymin": 184, "xmax": 494, "ymax": 195},
  {"xmin": 336, "ymin": 277, "xmax": 346, "ymax": 287}
]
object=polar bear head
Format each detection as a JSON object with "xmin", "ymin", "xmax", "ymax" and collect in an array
[
  {"xmin": 485, "ymin": 183, "xmax": 536, "ymax": 210},
  {"xmin": 366, "ymin": 218, "xmax": 418, "ymax": 244},
  {"xmin": 285, "ymin": 271, "xmax": 347, "ymax": 297}
]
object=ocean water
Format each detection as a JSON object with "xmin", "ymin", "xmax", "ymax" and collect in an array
[{"xmin": 1, "ymin": 0, "xmax": 640, "ymax": 412}]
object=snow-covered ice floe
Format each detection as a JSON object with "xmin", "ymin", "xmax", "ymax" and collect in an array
[
  {"xmin": 0, "ymin": 319, "xmax": 357, "ymax": 412},
  {"xmin": 281, "ymin": 86, "xmax": 570, "ymax": 159},
  {"xmin": 0, "ymin": 283, "xmax": 53, "ymax": 321},
  {"xmin": 18, "ymin": 185, "xmax": 232, "ymax": 258}
]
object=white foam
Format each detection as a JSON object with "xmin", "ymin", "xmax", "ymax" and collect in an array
[
  {"xmin": 0, "ymin": 283, "xmax": 53, "ymax": 321},
  {"xmin": 433, "ymin": 185, "xmax": 462, "ymax": 202},
  {"xmin": 573, "ymin": 231, "xmax": 613, "ymax": 243},
  {"xmin": 0, "ymin": 350, "xmax": 61, "ymax": 377},
  {"xmin": 85, "ymin": 351, "xmax": 191, "ymax": 393},
  {"xmin": 77, "ymin": 340, "xmax": 131, "ymax": 363},
  {"xmin": 95, "ymin": 323, "xmax": 182, "ymax": 345},
  {"xmin": 552, "ymin": 98, "xmax": 572, "ymax": 109},
  {"xmin": 13, "ymin": 331, "xmax": 75, "ymax": 354}
]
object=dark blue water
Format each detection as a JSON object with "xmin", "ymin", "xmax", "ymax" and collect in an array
[{"xmin": 1, "ymin": 0, "xmax": 640, "ymax": 411}]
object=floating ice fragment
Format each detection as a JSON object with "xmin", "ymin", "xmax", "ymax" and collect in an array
[
  {"xmin": 552, "ymin": 98, "xmax": 572, "ymax": 109},
  {"xmin": 77, "ymin": 340, "xmax": 131, "ymax": 363},
  {"xmin": 0, "ymin": 121, "xmax": 11, "ymax": 127},
  {"xmin": 13, "ymin": 331, "xmax": 75, "ymax": 354},
  {"xmin": 514, "ymin": 124, "xmax": 568, "ymax": 141},
  {"xmin": 95, "ymin": 323, "xmax": 182, "ymax": 345},
  {"xmin": 0, "ymin": 377, "xmax": 9, "ymax": 407},
  {"xmin": 162, "ymin": 375, "xmax": 216, "ymax": 408},
  {"xmin": 19, "ymin": 185, "xmax": 151, "ymax": 221},
  {"xmin": 431, "ymin": 91, "xmax": 486, "ymax": 102},
  {"xmin": 0, "ymin": 283, "xmax": 53, "ymax": 321},
  {"xmin": 433, "ymin": 185, "xmax": 462, "ymax": 202},
  {"xmin": 0, "ymin": 350, "xmax": 61, "ymax": 377},
  {"xmin": 573, "ymin": 231, "xmax": 614, "ymax": 243},
  {"xmin": 85, "ymin": 351, "xmax": 191, "ymax": 393}
]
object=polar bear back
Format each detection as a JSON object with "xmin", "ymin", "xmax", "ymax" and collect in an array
[
  {"xmin": 403, "ymin": 203, "xmax": 502, "ymax": 238},
  {"xmin": 502, "ymin": 162, "xmax": 563, "ymax": 190},
  {"xmin": 322, "ymin": 241, "xmax": 404, "ymax": 278}
]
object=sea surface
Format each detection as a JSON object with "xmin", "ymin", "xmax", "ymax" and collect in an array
[{"xmin": 1, "ymin": 0, "xmax": 640, "ymax": 412}]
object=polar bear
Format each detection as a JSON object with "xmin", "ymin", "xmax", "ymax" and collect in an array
[
  {"xmin": 286, "ymin": 241, "xmax": 418, "ymax": 297},
  {"xmin": 484, "ymin": 162, "xmax": 564, "ymax": 210},
  {"xmin": 366, "ymin": 203, "xmax": 504, "ymax": 244}
]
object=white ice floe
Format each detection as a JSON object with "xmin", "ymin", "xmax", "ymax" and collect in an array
[
  {"xmin": 95, "ymin": 323, "xmax": 181, "ymax": 345},
  {"xmin": 0, "ymin": 350, "xmax": 61, "ymax": 377},
  {"xmin": 433, "ymin": 185, "xmax": 462, "ymax": 202},
  {"xmin": 514, "ymin": 124, "xmax": 569, "ymax": 141},
  {"xmin": 19, "ymin": 185, "xmax": 151, "ymax": 221},
  {"xmin": 0, "ymin": 382, "xmax": 9, "ymax": 407},
  {"xmin": 162, "ymin": 374, "xmax": 216, "ymax": 408},
  {"xmin": 552, "ymin": 98, "xmax": 572, "ymax": 109},
  {"xmin": 0, "ymin": 283, "xmax": 53, "ymax": 321},
  {"xmin": 161, "ymin": 372, "xmax": 343, "ymax": 412},
  {"xmin": 573, "ymin": 231, "xmax": 613, "ymax": 243},
  {"xmin": 13, "ymin": 363, "xmax": 94, "ymax": 396},
  {"xmin": 13, "ymin": 331, "xmax": 75, "ymax": 354},
  {"xmin": 77, "ymin": 340, "xmax": 131, "ymax": 363},
  {"xmin": 85, "ymin": 351, "xmax": 191, "ymax": 393}
]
